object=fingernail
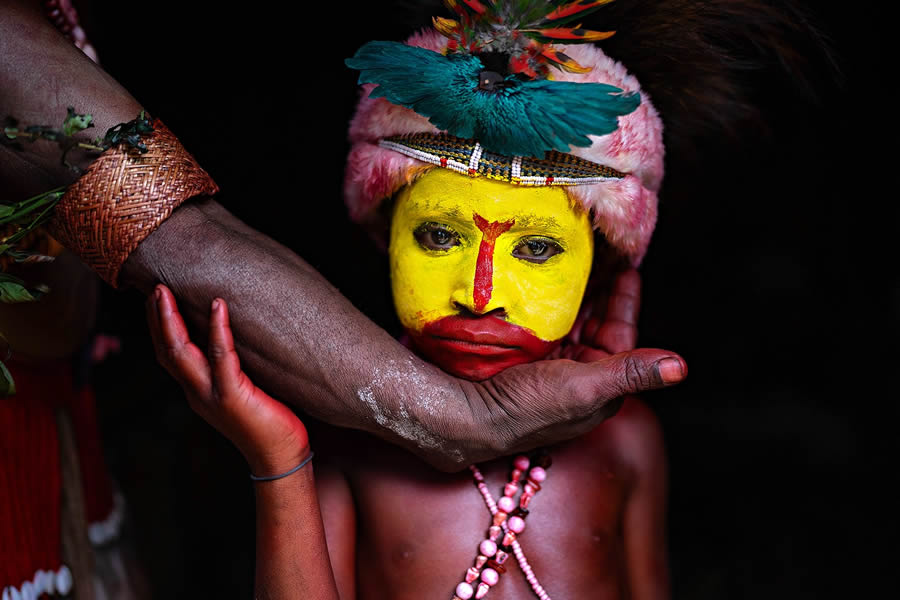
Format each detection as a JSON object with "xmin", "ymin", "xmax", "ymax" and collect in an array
[
  {"xmin": 211, "ymin": 299, "xmax": 220, "ymax": 311},
  {"xmin": 656, "ymin": 358, "xmax": 685, "ymax": 384},
  {"xmin": 154, "ymin": 287, "xmax": 162, "ymax": 301}
]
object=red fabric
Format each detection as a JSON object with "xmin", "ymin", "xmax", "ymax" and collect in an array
[
  {"xmin": 0, "ymin": 361, "xmax": 64, "ymax": 589},
  {"xmin": 0, "ymin": 359, "xmax": 115, "ymax": 589}
]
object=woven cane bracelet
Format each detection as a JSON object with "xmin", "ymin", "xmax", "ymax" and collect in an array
[{"xmin": 49, "ymin": 118, "xmax": 219, "ymax": 287}]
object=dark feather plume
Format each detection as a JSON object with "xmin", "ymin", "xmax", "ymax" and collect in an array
[
  {"xmin": 394, "ymin": 0, "xmax": 839, "ymax": 164},
  {"xmin": 592, "ymin": 0, "xmax": 839, "ymax": 160}
]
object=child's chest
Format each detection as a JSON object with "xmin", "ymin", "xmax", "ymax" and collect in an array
[{"xmin": 336, "ymin": 431, "xmax": 633, "ymax": 600}]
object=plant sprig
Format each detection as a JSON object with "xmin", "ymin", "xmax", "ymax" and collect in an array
[
  {"xmin": 1, "ymin": 109, "xmax": 154, "ymax": 394},
  {"xmin": 2, "ymin": 107, "xmax": 152, "ymax": 172}
]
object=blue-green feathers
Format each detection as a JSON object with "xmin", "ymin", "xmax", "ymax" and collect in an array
[{"xmin": 345, "ymin": 41, "xmax": 640, "ymax": 158}]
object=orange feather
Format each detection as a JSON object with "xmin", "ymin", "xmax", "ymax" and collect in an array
[{"xmin": 545, "ymin": 0, "xmax": 615, "ymax": 22}]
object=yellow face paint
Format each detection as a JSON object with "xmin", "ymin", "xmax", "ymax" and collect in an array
[{"xmin": 389, "ymin": 168, "xmax": 594, "ymax": 343}]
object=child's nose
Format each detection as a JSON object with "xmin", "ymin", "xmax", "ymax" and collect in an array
[
  {"xmin": 450, "ymin": 284, "xmax": 484, "ymax": 314},
  {"xmin": 465, "ymin": 213, "xmax": 514, "ymax": 314},
  {"xmin": 449, "ymin": 269, "xmax": 507, "ymax": 316}
]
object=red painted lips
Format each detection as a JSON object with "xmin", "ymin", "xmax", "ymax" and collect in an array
[{"xmin": 409, "ymin": 315, "xmax": 560, "ymax": 381}]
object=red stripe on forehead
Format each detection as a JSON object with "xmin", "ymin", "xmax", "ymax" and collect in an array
[{"xmin": 473, "ymin": 213, "xmax": 515, "ymax": 312}]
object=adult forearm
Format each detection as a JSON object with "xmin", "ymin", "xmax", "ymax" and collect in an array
[
  {"xmin": 123, "ymin": 199, "xmax": 484, "ymax": 467},
  {"xmin": 124, "ymin": 201, "xmax": 685, "ymax": 470}
]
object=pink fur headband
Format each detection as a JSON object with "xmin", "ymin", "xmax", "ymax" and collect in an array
[{"xmin": 344, "ymin": 30, "xmax": 664, "ymax": 265}]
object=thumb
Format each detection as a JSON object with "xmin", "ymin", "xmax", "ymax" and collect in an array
[
  {"xmin": 548, "ymin": 349, "xmax": 686, "ymax": 424},
  {"xmin": 583, "ymin": 349, "xmax": 687, "ymax": 400},
  {"xmin": 489, "ymin": 349, "xmax": 685, "ymax": 424}
]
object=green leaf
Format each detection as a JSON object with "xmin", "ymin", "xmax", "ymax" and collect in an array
[
  {"xmin": 103, "ymin": 113, "xmax": 154, "ymax": 153},
  {"xmin": 0, "ymin": 280, "xmax": 38, "ymax": 303},
  {"xmin": 62, "ymin": 107, "xmax": 94, "ymax": 136},
  {"xmin": 0, "ymin": 272, "xmax": 24, "ymax": 283},
  {"xmin": 0, "ymin": 360, "xmax": 15, "ymax": 396}
]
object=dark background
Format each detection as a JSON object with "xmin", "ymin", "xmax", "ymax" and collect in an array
[{"xmin": 74, "ymin": 1, "xmax": 895, "ymax": 598}]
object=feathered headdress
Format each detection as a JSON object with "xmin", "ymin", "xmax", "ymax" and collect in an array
[{"xmin": 345, "ymin": 0, "xmax": 666, "ymax": 264}]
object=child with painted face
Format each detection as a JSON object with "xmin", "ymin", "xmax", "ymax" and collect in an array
[
  {"xmin": 146, "ymin": 16, "xmax": 672, "ymax": 600},
  {"xmin": 148, "ymin": 166, "xmax": 667, "ymax": 599}
]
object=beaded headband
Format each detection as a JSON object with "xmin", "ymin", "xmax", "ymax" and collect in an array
[
  {"xmin": 344, "ymin": 2, "xmax": 664, "ymax": 265},
  {"xmin": 380, "ymin": 133, "xmax": 627, "ymax": 186}
]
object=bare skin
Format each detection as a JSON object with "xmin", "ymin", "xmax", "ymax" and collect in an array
[
  {"xmin": 313, "ymin": 400, "xmax": 668, "ymax": 600},
  {"xmin": 1, "ymin": 1, "xmax": 686, "ymax": 470},
  {"xmin": 149, "ymin": 287, "xmax": 668, "ymax": 599}
]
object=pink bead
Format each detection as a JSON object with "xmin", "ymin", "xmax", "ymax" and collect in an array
[
  {"xmin": 497, "ymin": 496, "xmax": 515, "ymax": 513},
  {"xmin": 529, "ymin": 466, "xmax": 547, "ymax": 482},
  {"xmin": 481, "ymin": 568, "xmax": 499, "ymax": 586},
  {"xmin": 479, "ymin": 539, "xmax": 497, "ymax": 557},
  {"xmin": 475, "ymin": 582, "xmax": 490, "ymax": 599},
  {"xmin": 508, "ymin": 515, "xmax": 526, "ymax": 533},
  {"xmin": 504, "ymin": 482, "xmax": 518, "ymax": 497},
  {"xmin": 511, "ymin": 467, "xmax": 523, "ymax": 482},
  {"xmin": 513, "ymin": 455, "xmax": 530, "ymax": 470},
  {"xmin": 502, "ymin": 531, "xmax": 516, "ymax": 546},
  {"xmin": 488, "ymin": 525, "xmax": 501, "ymax": 540},
  {"xmin": 495, "ymin": 550, "xmax": 509, "ymax": 564},
  {"xmin": 475, "ymin": 555, "xmax": 488, "ymax": 569},
  {"xmin": 466, "ymin": 567, "xmax": 480, "ymax": 583},
  {"xmin": 456, "ymin": 582, "xmax": 474, "ymax": 599},
  {"xmin": 492, "ymin": 512, "xmax": 507, "ymax": 526},
  {"xmin": 520, "ymin": 494, "xmax": 532, "ymax": 508},
  {"xmin": 524, "ymin": 483, "xmax": 536, "ymax": 495}
]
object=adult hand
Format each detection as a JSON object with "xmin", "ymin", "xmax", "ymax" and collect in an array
[
  {"xmin": 467, "ymin": 267, "xmax": 683, "ymax": 455},
  {"xmin": 466, "ymin": 267, "xmax": 683, "ymax": 457}
]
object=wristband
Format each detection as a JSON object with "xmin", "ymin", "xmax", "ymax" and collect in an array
[
  {"xmin": 249, "ymin": 452, "xmax": 314, "ymax": 482},
  {"xmin": 49, "ymin": 118, "xmax": 219, "ymax": 287}
]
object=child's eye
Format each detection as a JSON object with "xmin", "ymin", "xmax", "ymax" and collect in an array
[
  {"xmin": 513, "ymin": 237, "xmax": 564, "ymax": 263},
  {"xmin": 414, "ymin": 223, "xmax": 460, "ymax": 251}
]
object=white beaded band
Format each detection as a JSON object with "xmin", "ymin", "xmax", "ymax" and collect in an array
[{"xmin": 2, "ymin": 565, "xmax": 72, "ymax": 600}]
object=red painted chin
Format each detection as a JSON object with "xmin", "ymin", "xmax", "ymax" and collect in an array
[{"xmin": 408, "ymin": 315, "xmax": 560, "ymax": 381}]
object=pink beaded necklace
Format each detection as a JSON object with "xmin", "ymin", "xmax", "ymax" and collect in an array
[{"xmin": 451, "ymin": 452, "xmax": 553, "ymax": 600}]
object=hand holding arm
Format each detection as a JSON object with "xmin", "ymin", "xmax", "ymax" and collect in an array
[{"xmin": 145, "ymin": 285, "xmax": 338, "ymax": 599}]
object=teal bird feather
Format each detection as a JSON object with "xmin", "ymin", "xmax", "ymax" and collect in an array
[{"xmin": 346, "ymin": 41, "xmax": 640, "ymax": 158}]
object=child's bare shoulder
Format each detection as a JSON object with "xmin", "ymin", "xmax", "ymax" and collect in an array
[{"xmin": 579, "ymin": 395, "xmax": 666, "ymax": 485}]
